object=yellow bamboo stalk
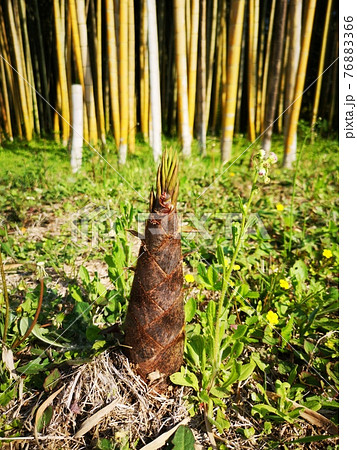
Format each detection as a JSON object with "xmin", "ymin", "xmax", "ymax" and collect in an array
[
  {"xmin": 54, "ymin": 80, "xmax": 61, "ymax": 142},
  {"xmin": 19, "ymin": 0, "xmax": 40, "ymax": 134},
  {"xmin": 186, "ymin": 0, "xmax": 191, "ymax": 59},
  {"xmin": 0, "ymin": 7, "xmax": 22, "ymax": 137},
  {"xmin": 128, "ymin": 0, "xmax": 136, "ymax": 153},
  {"xmin": 0, "ymin": 6, "xmax": 13, "ymax": 139},
  {"xmin": 53, "ymin": 0, "xmax": 70, "ymax": 145},
  {"xmin": 14, "ymin": 0, "xmax": 33, "ymax": 135},
  {"xmin": 277, "ymin": 22, "xmax": 290, "ymax": 134},
  {"xmin": 197, "ymin": 0, "xmax": 206, "ymax": 153},
  {"xmin": 34, "ymin": 0, "xmax": 51, "ymax": 129},
  {"xmin": 76, "ymin": 0, "xmax": 97, "ymax": 143},
  {"xmin": 221, "ymin": 0, "xmax": 245, "ymax": 162},
  {"xmin": 247, "ymin": 0, "xmax": 259, "ymax": 142},
  {"xmin": 284, "ymin": 0, "xmax": 317, "ymax": 167},
  {"xmin": 284, "ymin": 0, "xmax": 301, "ymax": 147},
  {"xmin": 260, "ymin": 0, "xmax": 276, "ymax": 131},
  {"xmin": 119, "ymin": 0, "xmax": 129, "ymax": 164},
  {"xmin": 140, "ymin": 0, "xmax": 149, "ymax": 140},
  {"xmin": 311, "ymin": 0, "xmax": 332, "ymax": 133},
  {"xmin": 104, "ymin": 69, "xmax": 110, "ymax": 133},
  {"xmin": 68, "ymin": 0, "xmax": 85, "ymax": 87},
  {"xmin": 173, "ymin": 0, "xmax": 192, "ymax": 156},
  {"xmin": 0, "ymin": 55, "xmax": 13, "ymax": 139},
  {"xmin": 6, "ymin": 0, "xmax": 32, "ymax": 140},
  {"xmin": 255, "ymin": 0, "xmax": 267, "ymax": 135},
  {"xmin": 95, "ymin": 0, "xmax": 106, "ymax": 145},
  {"xmin": 205, "ymin": 0, "xmax": 218, "ymax": 130},
  {"xmin": 211, "ymin": 3, "xmax": 225, "ymax": 132},
  {"xmin": 235, "ymin": 16, "xmax": 246, "ymax": 134},
  {"xmin": 105, "ymin": 0, "xmax": 120, "ymax": 149},
  {"xmin": 66, "ymin": 11, "xmax": 72, "ymax": 116},
  {"xmin": 187, "ymin": 0, "xmax": 199, "ymax": 134},
  {"xmin": 220, "ymin": 5, "xmax": 227, "ymax": 125}
]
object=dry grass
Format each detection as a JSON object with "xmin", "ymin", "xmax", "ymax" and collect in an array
[{"xmin": 1, "ymin": 349, "xmax": 338, "ymax": 449}]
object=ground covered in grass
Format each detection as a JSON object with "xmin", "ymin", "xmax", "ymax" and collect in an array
[{"xmin": 0, "ymin": 135, "xmax": 338, "ymax": 449}]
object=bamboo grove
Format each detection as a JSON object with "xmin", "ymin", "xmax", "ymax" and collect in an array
[{"xmin": 0, "ymin": 0, "xmax": 338, "ymax": 167}]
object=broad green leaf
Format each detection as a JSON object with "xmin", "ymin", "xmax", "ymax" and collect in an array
[
  {"xmin": 237, "ymin": 360, "xmax": 256, "ymax": 381},
  {"xmin": 74, "ymin": 302, "xmax": 92, "ymax": 323},
  {"xmin": 31, "ymin": 324, "xmax": 68, "ymax": 348},
  {"xmin": 0, "ymin": 387, "xmax": 15, "ymax": 406},
  {"xmin": 210, "ymin": 386, "xmax": 229, "ymax": 399},
  {"xmin": 43, "ymin": 368, "xmax": 61, "ymax": 392},
  {"xmin": 232, "ymin": 324, "xmax": 247, "ymax": 339},
  {"xmin": 244, "ymin": 427, "xmax": 255, "ymax": 439},
  {"xmin": 79, "ymin": 265, "xmax": 90, "ymax": 285},
  {"xmin": 185, "ymin": 297, "xmax": 197, "ymax": 323},
  {"xmin": 207, "ymin": 265, "xmax": 218, "ymax": 288},
  {"xmin": 232, "ymin": 341, "xmax": 244, "ymax": 359},
  {"xmin": 69, "ymin": 285, "xmax": 82, "ymax": 303},
  {"xmin": 281, "ymin": 316, "xmax": 294, "ymax": 349},
  {"xmin": 303, "ymin": 339, "xmax": 315, "ymax": 356},
  {"xmin": 206, "ymin": 300, "xmax": 216, "ymax": 333},
  {"xmin": 215, "ymin": 408, "xmax": 230, "ymax": 433},
  {"xmin": 86, "ymin": 324, "xmax": 100, "ymax": 342},
  {"xmin": 18, "ymin": 316, "xmax": 31, "ymax": 336},
  {"xmin": 171, "ymin": 425, "xmax": 195, "ymax": 449},
  {"xmin": 17, "ymin": 356, "xmax": 47, "ymax": 374},
  {"xmin": 222, "ymin": 361, "xmax": 240, "ymax": 389},
  {"xmin": 251, "ymin": 353, "xmax": 269, "ymax": 372},
  {"xmin": 216, "ymin": 245, "xmax": 225, "ymax": 267},
  {"xmin": 263, "ymin": 421, "xmax": 272, "ymax": 434},
  {"xmin": 290, "ymin": 260, "xmax": 308, "ymax": 284},
  {"xmin": 36, "ymin": 405, "xmax": 53, "ymax": 432},
  {"xmin": 94, "ymin": 281, "xmax": 107, "ymax": 299},
  {"xmin": 92, "ymin": 340, "xmax": 106, "ymax": 351},
  {"xmin": 186, "ymin": 335, "xmax": 205, "ymax": 369},
  {"xmin": 170, "ymin": 367, "xmax": 199, "ymax": 392},
  {"xmin": 198, "ymin": 390, "xmax": 210, "ymax": 404},
  {"xmin": 252, "ymin": 403, "xmax": 279, "ymax": 418},
  {"xmin": 95, "ymin": 438, "xmax": 116, "ymax": 450}
]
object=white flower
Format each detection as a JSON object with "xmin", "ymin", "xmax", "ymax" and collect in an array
[
  {"xmin": 258, "ymin": 167, "xmax": 266, "ymax": 177},
  {"xmin": 268, "ymin": 152, "xmax": 278, "ymax": 164},
  {"xmin": 258, "ymin": 149, "xmax": 266, "ymax": 159}
]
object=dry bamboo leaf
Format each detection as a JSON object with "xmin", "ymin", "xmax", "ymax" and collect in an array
[
  {"xmin": 34, "ymin": 385, "xmax": 65, "ymax": 444},
  {"xmin": 2, "ymin": 346, "xmax": 17, "ymax": 379},
  {"xmin": 74, "ymin": 398, "xmax": 121, "ymax": 438},
  {"xmin": 66, "ymin": 369, "xmax": 82, "ymax": 410},
  {"xmin": 140, "ymin": 417, "xmax": 190, "ymax": 450},
  {"xmin": 266, "ymin": 391, "xmax": 338, "ymax": 434},
  {"xmin": 3, "ymin": 263, "xmax": 24, "ymax": 271}
]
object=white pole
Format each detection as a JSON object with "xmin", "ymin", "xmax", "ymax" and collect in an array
[
  {"xmin": 147, "ymin": 0, "xmax": 162, "ymax": 163},
  {"xmin": 70, "ymin": 84, "xmax": 83, "ymax": 173}
]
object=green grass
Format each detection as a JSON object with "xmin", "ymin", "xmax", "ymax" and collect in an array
[{"xmin": 0, "ymin": 134, "xmax": 338, "ymax": 447}]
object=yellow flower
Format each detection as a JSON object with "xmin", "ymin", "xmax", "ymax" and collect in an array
[
  {"xmin": 16, "ymin": 305, "xmax": 22, "ymax": 314},
  {"xmin": 325, "ymin": 340, "xmax": 334, "ymax": 350},
  {"xmin": 224, "ymin": 257, "xmax": 230, "ymax": 267},
  {"xmin": 185, "ymin": 273, "xmax": 195, "ymax": 283},
  {"xmin": 276, "ymin": 203, "xmax": 284, "ymax": 212},
  {"xmin": 266, "ymin": 310, "xmax": 279, "ymax": 326},
  {"xmin": 229, "ymin": 172, "xmax": 235, "ymax": 177},
  {"xmin": 323, "ymin": 249, "xmax": 333, "ymax": 259},
  {"xmin": 233, "ymin": 264, "xmax": 241, "ymax": 271},
  {"xmin": 279, "ymin": 279, "xmax": 290, "ymax": 290}
]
